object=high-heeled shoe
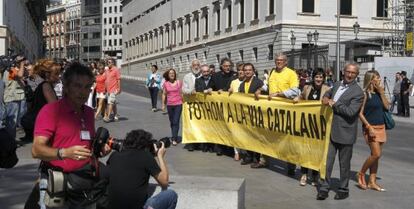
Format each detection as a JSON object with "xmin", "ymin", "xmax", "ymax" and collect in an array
[
  {"xmin": 368, "ymin": 183, "xmax": 386, "ymax": 192},
  {"xmin": 356, "ymin": 172, "xmax": 367, "ymax": 190}
]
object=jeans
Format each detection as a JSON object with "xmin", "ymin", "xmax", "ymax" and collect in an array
[
  {"xmin": 5, "ymin": 100, "xmax": 23, "ymax": 140},
  {"xmin": 389, "ymin": 93, "xmax": 401, "ymax": 114},
  {"xmin": 167, "ymin": 105, "xmax": 182, "ymax": 140},
  {"xmin": 149, "ymin": 87, "xmax": 159, "ymax": 109},
  {"xmin": 144, "ymin": 189, "xmax": 178, "ymax": 209}
]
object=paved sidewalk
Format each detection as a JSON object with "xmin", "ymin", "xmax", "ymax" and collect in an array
[{"xmin": 1, "ymin": 92, "xmax": 413, "ymax": 209}]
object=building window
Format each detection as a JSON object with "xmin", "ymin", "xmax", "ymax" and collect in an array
[
  {"xmin": 268, "ymin": 44, "xmax": 273, "ymax": 60},
  {"xmin": 216, "ymin": 54, "xmax": 220, "ymax": 64},
  {"xmin": 114, "ymin": 28, "xmax": 117, "ymax": 35},
  {"xmin": 377, "ymin": 0, "xmax": 388, "ymax": 17},
  {"xmin": 239, "ymin": 50, "xmax": 244, "ymax": 61},
  {"xmin": 216, "ymin": 8, "xmax": 221, "ymax": 31},
  {"xmin": 109, "ymin": 28, "xmax": 112, "ymax": 35},
  {"xmin": 114, "ymin": 17, "xmax": 117, "ymax": 24},
  {"xmin": 239, "ymin": 0, "xmax": 245, "ymax": 24},
  {"xmin": 253, "ymin": 47, "xmax": 258, "ymax": 62},
  {"xmin": 187, "ymin": 20, "xmax": 191, "ymax": 41},
  {"xmin": 104, "ymin": 40, "xmax": 107, "ymax": 47},
  {"xmin": 227, "ymin": 3, "xmax": 232, "ymax": 28},
  {"xmin": 340, "ymin": 0, "xmax": 352, "ymax": 15},
  {"xmin": 204, "ymin": 14, "xmax": 209, "ymax": 35},
  {"xmin": 83, "ymin": 33, "xmax": 88, "ymax": 39},
  {"xmin": 120, "ymin": 17, "xmax": 122, "ymax": 23},
  {"xmin": 115, "ymin": 6, "xmax": 117, "ymax": 13},
  {"xmin": 104, "ymin": 29, "xmax": 107, "ymax": 35},
  {"xmin": 120, "ymin": 28, "xmax": 122, "ymax": 34},
  {"xmin": 253, "ymin": 0, "xmax": 259, "ymax": 20},
  {"xmin": 180, "ymin": 24, "xmax": 184, "ymax": 43},
  {"xmin": 93, "ymin": 32, "xmax": 100, "ymax": 39},
  {"xmin": 109, "ymin": 7, "xmax": 112, "ymax": 13},
  {"xmin": 104, "ymin": 7, "xmax": 107, "ymax": 14},
  {"xmin": 269, "ymin": 0, "xmax": 275, "ymax": 15},
  {"xmin": 227, "ymin": 52, "xmax": 231, "ymax": 59},
  {"xmin": 109, "ymin": 18, "xmax": 112, "ymax": 24},
  {"xmin": 302, "ymin": 0, "xmax": 314, "ymax": 13},
  {"xmin": 195, "ymin": 17, "xmax": 200, "ymax": 38},
  {"xmin": 104, "ymin": 18, "xmax": 107, "ymax": 24}
]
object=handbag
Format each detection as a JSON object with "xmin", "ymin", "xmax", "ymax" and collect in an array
[{"xmin": 383, "ymin": 110, "xmax": 395, "ymax": 130}]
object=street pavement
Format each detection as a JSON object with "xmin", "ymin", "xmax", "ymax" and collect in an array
[{"xmin": 1, "ymin": 79, "xmax": 413, "ymax": 209}]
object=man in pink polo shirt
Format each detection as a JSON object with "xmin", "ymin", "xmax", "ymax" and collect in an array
[
  {"xmin": 104, "ymin": 58, "xmax": 121, "ymax": 123},
  {"xmin": 30, "ymin": 63, "xmax": 110, "ymax": 208}
]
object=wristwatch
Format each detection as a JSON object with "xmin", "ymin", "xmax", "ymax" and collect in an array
[{"xmin": 57, "ymin": 148, "xmax": 64, "ymax": 160}]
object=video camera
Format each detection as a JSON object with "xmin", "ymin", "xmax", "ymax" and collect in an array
[{"xmin": 92, "ymin": 127, "xmax": 171, "ymax": 157}]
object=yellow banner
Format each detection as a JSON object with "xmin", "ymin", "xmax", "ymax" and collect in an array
[
  {"xmin": 182, "ymin": 92, "xmax": 333, "ymax": 178},
  {"xmin": 406, "ymin": 32, "xmax": 413, "ymax": 51}
]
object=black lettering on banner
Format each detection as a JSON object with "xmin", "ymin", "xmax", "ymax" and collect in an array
[
  {"xmin": 240, "ymin": 104, "xmax": 247, "ymax": 125},
  {"xmin": 285, "ymin": 110, "xmax": 293, "ymax": 135},
  {"xmin": 234, "ymin": 104, "xmax": 242, "ymax": 124},
  {"xmin": 274, "ymin": 108, "xmax": 280, "ymax": 132},
  {"xmin": 308, "ymin": 113, "xmax": 320, "ymax": 139},
  {"xmin": 227, "ymin": 103, "xmax": 234, "ymax": 123},
  {"xmin": 187, "ymin": 102, "xmax": 193, "ymax": 120},
  {"xmin": 204, "ymin": 102, "xmax": 212, "ymax": 120},
  {"xmin": 300, "ymin": 112, "xmax": 310, "ymax": 138},
  {"xmin": 247, "ymin": 105, "xmax": 256, "ymax": 126},
  {"xmin": 194, "ymin": 102, "xmax": 202, "ymax": 120},
  {"xmin": 198, "ymin": 102, "xmax": 207, "ymax": 119},
  {"xmin": 320, "ymin": 115, "xmax": 327, "ymax": 140},
  {"xmin": 293, "ymin": 111, "xmax": 301, "ymax": 136},
  {"xmin": 210, "ymin": 102, "xmax": 218, "ymax": 120},
  {"xmin": 279, "ymin": 109, "xmax": 285, "ymax": 134},
  {"xmin": 267, "ymin": 107, "xmax": 274, "ymax": 131},
  {"xmin": 217, "ymin": 102, "xmax": 225, "ymax": 121},
  {"xmin": 258, "ymin": 107, "xmax": 264, "ymax": 128}
]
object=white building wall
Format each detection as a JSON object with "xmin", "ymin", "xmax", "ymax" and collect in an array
[
  {"xmin": 102, "ymin": 0, "xmax": 123, "ymax": 59},
  {"xmin": 0, "ymin": 0, "xmax": 43, "ymax": 60},
  {"xmin": 122, "ymin": 0, "xmax": 391, "ymax": 79}
]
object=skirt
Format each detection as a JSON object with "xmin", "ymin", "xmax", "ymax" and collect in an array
[{"xmin": 363, "ymin": 124, "xmax": 387, "ymax": 143}]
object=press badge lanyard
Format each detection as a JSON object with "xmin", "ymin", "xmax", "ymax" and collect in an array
[{"xmin": 80, "ymin": 115, "xmax": 91, "ymax": 141}]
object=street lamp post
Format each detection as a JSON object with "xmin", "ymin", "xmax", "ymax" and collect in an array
[
  {"xmin": 353, "ymin": 21, "xmax": 360, "ymax": 40},
  {"xmin": 290, "ymin": 30, "xmax": 296, "ymax": 68},
  {"xmin": 313, "ymin": 30, "xmax": 319, "ymax": 69},
  {"xmin": 307, "ymin": 31, "xmax": 313, "ymax": 69}
]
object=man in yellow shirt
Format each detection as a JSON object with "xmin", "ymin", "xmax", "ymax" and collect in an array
[{"xmin": 264, "ymin": 53, "xmax": 300, "ymax": 174}]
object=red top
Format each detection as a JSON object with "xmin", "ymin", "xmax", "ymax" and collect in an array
[
  {"xmin": 34, "ymin": 98, "xmax": 95, "ymax": 172},
  {"xmin": 95, "ymin": 73, "xmax": 106, "ymax": 93},
  {"xmin": 105, "ymin": 67, "xmax": 121, "ymax": 93}
]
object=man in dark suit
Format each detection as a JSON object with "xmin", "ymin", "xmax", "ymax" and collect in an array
[
  {"xmin": 317, "ymin": 63, "xmax": 364, "ymax": 200},
  {"xmin": 195, "ymin": 64, "xmax": 214, "ymax": 152}
]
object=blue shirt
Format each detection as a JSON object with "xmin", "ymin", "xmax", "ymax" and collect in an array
[{"xmin": 363, "ymin": 93, "xmax": 385, "ymax": 125}]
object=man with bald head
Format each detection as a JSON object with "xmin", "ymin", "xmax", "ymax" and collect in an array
[{"xmin": 317, "ymin": 63, "xmax": 364, "ymax": 200}]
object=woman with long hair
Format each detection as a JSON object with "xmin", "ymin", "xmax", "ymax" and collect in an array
[
  {"xmin": 162, "ymin": 68, "xmax": 183, "ymax": 145},
  {"xmin": 295, "ymin": 68, "xmax": 330, "ymax": 186},
  {"xmin": 356, "ymin": 70, "xmax": 389, "ymax": 192},
  {"xmin": 21, "ymin": 59, "xmax": 60, "ymax": 142}
]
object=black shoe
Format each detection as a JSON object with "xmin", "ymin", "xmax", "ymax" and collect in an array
[
  {"xmin": 188, "ymin": 147, "xmax": 194, "ymax": 152},
  {"xmin": 334, "ymin": 192, "xmax": 349, "ymax": 200},
  {"xmin": 240, "ymin": 158, "xmax": 253, "ymax": 165},
  {"xmin": 216, "ymin": 151, "xmax": 222, "ymax": 156},
  {"xmin": 316, "ymin": 191, "xmax": 329, "ymax": 200},
  {"xmin": 287, "ymin": 169, "xmax": 296, "ymax": 177},
  {"xmin": 208, "ymin": 147, "xmax": 214, "ymax": 153},
  {"xmin": 250, "ymin": 162, "xmax": 267, "ymax": 169}
]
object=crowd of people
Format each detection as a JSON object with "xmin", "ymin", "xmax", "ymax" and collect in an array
[
  {"xmin": 0, "ymin": 50, "xmax": 412, "ymax": 208},
  {"xmin": 145, "ymin": 53, "xmax": 409, "ymax": 201}
]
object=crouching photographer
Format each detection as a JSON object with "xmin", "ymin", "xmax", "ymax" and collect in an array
[
  {"xmin": 105, "ymin": 129, "xmax": 177, "ymax": 209},
  {"xmin": 27, "ymin": 62, "xmax": 111, "ymax": 209}
]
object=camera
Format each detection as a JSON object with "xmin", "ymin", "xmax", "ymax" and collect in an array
[{"xmin": 92, "ymin": 127, "xmax": 171, "ymax": 157}]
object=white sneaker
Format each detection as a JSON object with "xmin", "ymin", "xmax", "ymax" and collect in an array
[
  {"xmin": 300, "ymin": 174, "xmax": 307, "ymax": 186},
  {"xmin": 114, "ymin": 115, "xmax": 119, "ymax": 121}
]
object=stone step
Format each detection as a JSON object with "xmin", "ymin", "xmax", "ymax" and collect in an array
[{"xmin": 149, "ymin": 175, "xmax": 245, "ymax": 209}]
